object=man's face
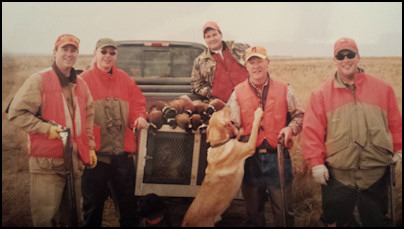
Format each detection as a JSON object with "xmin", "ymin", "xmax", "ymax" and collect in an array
[
  {"xmin": 95, "ymin": 46, "xmax": 117, "ymax": 72},
  {"xmin": 53, "ymin": 44, "xmax": 78, "ymax": 72},
  {"xmin": 334, "ymin": 50, "xmax": 360, "ymax": 79},
  {"xmin": 204, "ymin": 29, "xmax": 223, "ymax": 51},
  {"xmin": 246, "ymin": 56, "xmax": 269, "ymax": 84}
]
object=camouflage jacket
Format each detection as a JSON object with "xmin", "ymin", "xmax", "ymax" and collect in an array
[{"xmin": 190, "ymin": 40, "xmax": 250, "ymax": 99}]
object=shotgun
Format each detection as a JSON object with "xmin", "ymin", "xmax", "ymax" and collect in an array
[
  {"xmin": 277, "ymin": 139, "xmax": 287, "ymax": 227},
  {"xmin": 60, "ymin": 128, "xmax": 79, "ymax": 227}
]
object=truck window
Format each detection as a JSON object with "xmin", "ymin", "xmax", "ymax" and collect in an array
[
  {"xmin": 116, "ymin": 45, "xmax": 203, "ymax": 78},
  {"xmin": 144, "ymin": 50, "xmax": 171, "ymax": 78}
]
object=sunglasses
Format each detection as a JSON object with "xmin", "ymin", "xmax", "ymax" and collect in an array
[
  {"xmin": 100, "ymin": 50, "xmax": 116, "ymax": 56},
  {"xmin": 335, "ymin": 52, "xmax": 356, "ymax": 61}
]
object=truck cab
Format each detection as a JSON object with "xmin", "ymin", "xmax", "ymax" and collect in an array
[{"xmin": 116, "ymin": 40, "xmax": 206, "ymax": 109}]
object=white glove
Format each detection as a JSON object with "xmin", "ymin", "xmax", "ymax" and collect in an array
[
  {"xmin": 312, "ymin": 164, "xmax": 329, "ymax": 185},
  {"xmin": 392, "ymin": 151, "xmax": 402, "ymax": 164}
]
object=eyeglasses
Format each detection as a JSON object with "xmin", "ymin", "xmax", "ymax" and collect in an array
[
  {"xmin": 100, "ymin": 50, "xmax": 116, "ymax": 56},
  {"xmin": 335, "ymin": 52, "xmax": 356, "ymax": 61}
]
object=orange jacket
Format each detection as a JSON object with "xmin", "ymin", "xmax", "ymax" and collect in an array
[
  {"xmin": 81, "ymin": 64, "xmax": 146, "ymax": 154},
  {"xmin": 29, "ymin": 69, "xmax": 91, "ymax": 164},
  {"xmin": 235, "ymin": 78, "xmax": 288, "ymax": 148},
  {"xmin": 302, "ymin": 71, "xmax": 402, "ymax": 169}
]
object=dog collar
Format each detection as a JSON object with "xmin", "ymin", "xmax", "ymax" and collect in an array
[
  {"xmin": 210, "ymin": 138, "xmax": 231, "ymax": 148},
  {"xmin": 143, "ymin": 215, "xmax": 164, "ymax": 226}
]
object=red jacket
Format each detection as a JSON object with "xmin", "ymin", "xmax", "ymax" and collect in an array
[
  {"xmin": 29, "ymin": 69, "xmax": 91, "ymax": 164},
  {"xmin": 302, "ymin": 71, "xmax": 402, "ymax": 169},
  {"xmin": 235, "ymin": 78, "xmax": 288, "ymax": 148},
  {"xmin": 81, "ymin": 64, "xmax": 146, "ymax": 154}
]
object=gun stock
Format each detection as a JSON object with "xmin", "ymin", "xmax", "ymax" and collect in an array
[{"xmin": 277, "ymin": 140, "xmax": 287, "ymax": 227}]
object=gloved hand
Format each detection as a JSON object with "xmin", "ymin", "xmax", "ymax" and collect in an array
[
  {"xmin": 392, "ymin": 151, "xmax": 402, "ymax": 164},
  {"xmin": 312, "ymin": 164, "xmax": 329, "ymax": 185},
  {"xmin": 85, "ymin": 150, "xmax": 97, "ymax": 169},
  {"xmin": 48, "ymin": 125, "xmax": 63, "ymax": 139}
]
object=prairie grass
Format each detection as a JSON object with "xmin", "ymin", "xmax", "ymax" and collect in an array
[{"xmin": 2, "ymin": 55, "xmax": 401, "ymax": 226}]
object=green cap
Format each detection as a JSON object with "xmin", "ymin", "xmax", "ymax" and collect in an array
[{"xmin": 96, "ymin": 38, "xmax": 117, "ymax": 49}]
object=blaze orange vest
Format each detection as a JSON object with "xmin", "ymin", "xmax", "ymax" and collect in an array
[
  {"xmin": 235, "ymin": 78, "xmax": 288, "ymax": 148},
  {"xmin": 28, "ymin": 69, "xmax": 90, "ymax": 164}
]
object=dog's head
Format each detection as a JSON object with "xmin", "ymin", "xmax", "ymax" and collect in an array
[
  {"xmin": 137, "ymin": 193, "xmax": 167, "ymax": 218},
  {"xmin": 206, "ymin": 106, "xmax": 238, "ymax": 146},
  {"xmin": 137, "ymin": 193, "xmax": 171, "ymax": 227}
]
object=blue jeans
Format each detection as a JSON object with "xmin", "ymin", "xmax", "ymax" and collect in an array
[{"xmin": 242, "ymin": 147, "xmax": 294, "ymax": 226}]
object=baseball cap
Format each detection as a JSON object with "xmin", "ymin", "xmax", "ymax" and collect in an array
[
  {"xmin": 245, "ymin": 46, "xmax": 268, "ymax": 62},
  {"xmin": 203, "ymin": 21, "xmax": 220, "ymax": 34},
  {"xmin": 334, "ymin": 37, "xmax": 358, "ymax": 55},
  {"xmin": 96, "ymin": 38, "xmax": 118, "ymax": 49},
  {"xmin": 54, "ymin": 34, "xmax": 79, "ymax": 50}
]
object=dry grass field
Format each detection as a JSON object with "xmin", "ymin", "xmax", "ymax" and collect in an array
[{"xmin": 2, "ymin": 55, "xmax": 402, "ymax": 227}]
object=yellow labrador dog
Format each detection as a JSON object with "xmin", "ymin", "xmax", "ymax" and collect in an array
[{"xmin": 182, "ymin": 106, "xmax": 263, "ymax": 227}]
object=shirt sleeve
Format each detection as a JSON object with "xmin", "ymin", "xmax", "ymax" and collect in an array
[
  {"xmin": 129, "ymin": 79, "xmax": 147, "ymax": 128},
  {"xmin": 302, "ymin": 90, "xmax": 328, "ymax": 168},
  {"xmin": 190, "ymin": 57, "xmax": 211, "ymax": 99},
  {"xmin": 7, "ymin": 73, "xmax": 52, "ymax": 135},
  {"xmin": 386, "ymin": 86, "xmax": 402, "ymax": 152},
  {"xmin": 83, "ymin": 82, "xmax": 96, "ymax": 150},
  {"xmin": 286, "ymin": 85, "xmax": 304, "ymax": 136}
]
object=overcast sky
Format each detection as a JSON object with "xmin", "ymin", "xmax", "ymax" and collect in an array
[{"xmin": 2, "ymin": 2, "xmax": 402, "ymax": 57}]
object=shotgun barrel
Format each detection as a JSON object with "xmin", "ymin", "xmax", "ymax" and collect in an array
[{"xmin": 60, "ymin": 128, "xmax": 78, "ymax": 227}]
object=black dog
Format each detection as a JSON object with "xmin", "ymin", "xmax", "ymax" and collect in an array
[{"xmin": 137, "ymin": 193, "xmax": 171, "ymax": 227}]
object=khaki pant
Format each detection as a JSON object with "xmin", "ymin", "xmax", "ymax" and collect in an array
[{"xmin": 29, "ymin": 148, "xmax": 84, "ymax": 227}]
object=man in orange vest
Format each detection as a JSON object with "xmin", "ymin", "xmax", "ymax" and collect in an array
[
  {"xmin": 227, "ymin": 46, "xmax": 304, "ymax": 226},
  {"xmin": 191, "ymin": 21, "xmax": 250, "ymax": 102},
  {"xmin": 80, "ymin": 38, "xmax": 148, "ymax": 227},
  {"xmin": 7, "ymin": 34, "xmax": 97, "ymax": 226}
]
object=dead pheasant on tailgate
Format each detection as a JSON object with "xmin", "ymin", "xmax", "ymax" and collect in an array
[
  {"xmin": 147, "ymin": 101, "xmax": 168, "ymax": 134},
  {"xmin": 175, "ymin": 113, "xmax": 192, "ymax": 133},
  {"xmin": 207, "ymin": 98, "xmax": 226, "ymax": 116},
  {"xmin": 192, "ymin": 100, "xmax": 210, "ymax": 133}
]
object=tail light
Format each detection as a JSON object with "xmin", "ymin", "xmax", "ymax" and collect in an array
[{"xmin": 144, "ymin": 42, "xmax": 170, "ymax": 47}]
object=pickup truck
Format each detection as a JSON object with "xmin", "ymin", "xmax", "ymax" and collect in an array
[
  {"xmin": 116, "ymin": 40, "xmax": 206, "ymax": 109},
  {"xmin": 115, "ymin": 40, "xmax": 213, "ymax": 197}
]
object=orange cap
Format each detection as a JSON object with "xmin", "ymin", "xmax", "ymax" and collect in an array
[
  {"xmin": 245, "ymin": 46, "xmax": 268, "ymax": 62},
  {"xmin": 334, "ymin": 37, "xmax": 358, "ymax": 55},
  {"xmin": 54, "ymin": 34, "xmax": 80, "ymax": 50},
  {"xmin": 203, "ymin": 21, "xmax": 220, "ymax": 34}
]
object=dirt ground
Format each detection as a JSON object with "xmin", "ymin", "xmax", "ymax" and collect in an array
[{"xmin": 102, "ymin": 195, "xmax": 294, "ymax": 227}]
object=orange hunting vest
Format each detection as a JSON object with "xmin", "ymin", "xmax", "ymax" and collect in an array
[
  {"xmin": 28, "ymin": 69, "xmax": 90, "ymax": 164},
  {"xmin": 235, "ymin": 78, "xmax": 288, "ymax": 148}
]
